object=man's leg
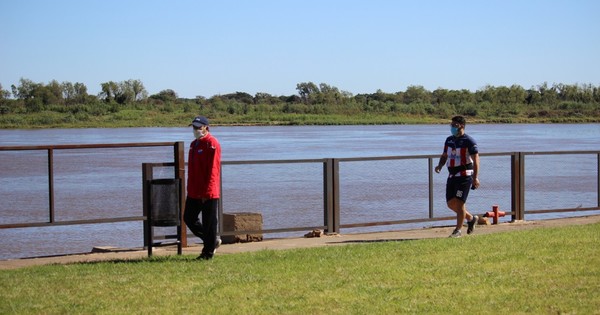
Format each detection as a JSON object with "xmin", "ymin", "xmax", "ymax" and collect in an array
[
  {"xmin": 448, "ymin": 198, "xmax": 467, "ymax": 231},
  {"xmin": 446, "ymin": 176, "xmax": 474, "ymax": 236},
  {"xmin": 200, "ymin": 199, "xmax": 219, "ymax": 256},
  {"xmin": 183, "ymin": 197, "xmax": 204, "ymax": 241}
]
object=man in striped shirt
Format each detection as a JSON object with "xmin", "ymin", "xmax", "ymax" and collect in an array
[{"xmin": 435, "ymin": 115, "xmax": 480, "ymax": 238}]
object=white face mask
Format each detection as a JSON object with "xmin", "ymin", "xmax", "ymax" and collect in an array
[{"xmin": 193, "ymin": 128, "xmax": 205, "ymax": 139}]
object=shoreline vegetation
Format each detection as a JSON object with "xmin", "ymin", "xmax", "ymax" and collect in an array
[{"xmin": 1, "ymin": 79, "xmax": 599, "ymax": 128}]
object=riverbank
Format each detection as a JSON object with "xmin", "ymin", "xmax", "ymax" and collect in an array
[{"xmin": 1, "ymin": 109, "xmax": 599, "ymax": 129}]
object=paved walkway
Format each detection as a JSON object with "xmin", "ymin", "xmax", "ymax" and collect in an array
[{"xmin": 1, "ymin": 215, "xmax": 599, "ymax": 270}]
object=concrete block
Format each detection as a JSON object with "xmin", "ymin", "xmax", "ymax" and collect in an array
[
  {"xmin": 222, "ymin": 212, "xmax": 263, "ymax": 244},
  {"xmin": 478, "ymin": 216, "xmax": 491, "ymax": 225}
]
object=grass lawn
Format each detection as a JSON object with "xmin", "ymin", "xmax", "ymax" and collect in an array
[{"xmin": 1, "ymin": 223, "xmax": 598, "ymax": 314}]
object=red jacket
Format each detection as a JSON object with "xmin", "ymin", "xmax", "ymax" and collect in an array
[{"xmin": 187, "ymin": 133, "xmax": 221, "ymax": 199}]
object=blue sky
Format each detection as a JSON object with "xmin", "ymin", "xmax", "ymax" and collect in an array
[{"xmin": 1, "ymin": 0, "xmax": 599, "ymax": 98}]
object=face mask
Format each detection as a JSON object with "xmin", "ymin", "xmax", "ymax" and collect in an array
[
  {"xmin": 450, "ymin": 126, "xmax": 459, "ymax": 137},
  {"xmin": 193, "ymin": 129, "xmax": 205, "ymax": 139}
]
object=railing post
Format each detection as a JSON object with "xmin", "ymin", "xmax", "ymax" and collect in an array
[
  {"xmin": 218, "ymin": 164, "xmax": 223, "ymax": 241},
  {"xmin": 510, "ymin": 153, "xmax": 517, "ymax": 221},
  {"xmin": 511, "ymin": 152, "xmax": 525, "ymax": 221},
  {"xmin": 323, "ymin": 158, "xmax": 340, "ymax": 234},
  {"xmin": 324, "ymin": 159, "xmax": 333, "ymax": 233},
  {"xmin": 142, "ymin": 163, "xmax": 153, "ymax": 251},
  {"xmin": 174, "ymin": 141, "xmax": 187, "ymax": 248},
  {"xmin": 332, "ymin": 159, "xmax": 340, "ymax": 234},
  {"xmin": 519, "ymin": 152, "xmax": 526, "ymax": 220},
  {"xmin": 47, "ymin": 148, "xmax": 55, "ymax": 223},
  {"xmin": 428, "ymin": 157, "xmax": 434, "ymax": 219}
]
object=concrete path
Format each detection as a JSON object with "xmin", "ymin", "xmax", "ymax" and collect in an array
[{"xmin": 1, "ymin": 215, "xmax": 599, "ymax": 270}]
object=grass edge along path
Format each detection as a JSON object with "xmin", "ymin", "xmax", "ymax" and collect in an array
[{"xmin": 1, "ymin": 223, "xmax": 598, "ymax": 314}]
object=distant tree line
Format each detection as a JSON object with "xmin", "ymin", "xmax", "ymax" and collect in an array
[{"xmin": 1, "ymin": 78, "xmax": 599, "ymax": 122}]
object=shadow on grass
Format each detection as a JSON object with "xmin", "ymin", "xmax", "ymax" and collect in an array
[
  {"xmin": 60, "ymin": 254, "xmax": 196, "ymax": 267},
  {"xmin": 328, "ymin": 238, "xmax": 419, "ymax": 244}
]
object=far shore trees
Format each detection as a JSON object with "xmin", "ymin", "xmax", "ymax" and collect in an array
[{"xmin": 1, "ymin": 78, "xmax": 599, "ymax": 125}]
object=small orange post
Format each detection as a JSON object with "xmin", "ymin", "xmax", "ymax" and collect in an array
[{"xmin": 484, "ymin": 205, "xmax": 506, "ymax": 224}]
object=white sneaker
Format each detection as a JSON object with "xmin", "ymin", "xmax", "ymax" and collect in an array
[
  {"xmin": 449, "ymin": 229, "xmax": 462, "ymax": 238},
  {"xmin": 213, "ymin": 238, "xmax": 222, "ymax": 254}
]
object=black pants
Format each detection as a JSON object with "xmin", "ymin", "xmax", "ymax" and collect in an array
[{"xmin": 183, "ymin": 197, "xmax": 219, "ymax": 255}]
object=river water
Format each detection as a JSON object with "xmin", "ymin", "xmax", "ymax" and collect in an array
[{"xmin": 1, "ymin": 124, "xmax": 599, "ymax": 259}]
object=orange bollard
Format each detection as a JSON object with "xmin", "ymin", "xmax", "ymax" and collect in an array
[{"xmin": 483, "ymin": 205, "xmax": 506, "ymax": 224}]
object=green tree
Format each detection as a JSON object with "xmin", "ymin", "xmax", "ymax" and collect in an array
[
  {"xmin": 150, "ymin": 89, "xmax": 178, "ymax": 103},
  {"xmin": 477, "ymin": 85, "xmax": 497, "ymax": 104},
  {"xmin": 510, "ymin": 84, "xmax": 527, "ymax": 104},
  {"xmin": 404, "ymin": 85, "xmax": 430, "ymax": 104},
  {"xmin": 10, "ymin": 78, "xmax": 57, "ymax": 111},
  {"xmin": 592, "ymin": 85, "xmax": 600, "ymax": 103},
  {"xmin": 254, "ymin": 92, "xmax": 280, "ymax": 105},
  {"xmin": 45, "ymin": 80, "xmax": 63, "ymax": 105},
  {"xmin": 118, "ymin": 80, "xmax": 136, "ymax": 104},
  {"xmin": 14, "ymin": 78, "xmax": 38, "ymax": 100},
  {"xmin": 296, "ymin": 82, "xmax": 319, "ymax": 104},
  {"xmin": 578, "ymin": 83, "xmax": 594, "ymax": 103},
  {"xmin": 128, "ymin": 79, "xmax": 147, "ymax": 101},
  {"xmin": 220, "ymin": 92, "xmax": 254, "ymax": 104},
  {"xmin": 317, "ymin": 83, "xmax": 344, "ymax": 105},
  {"xmin": 0, "ymin": 83, "xmax": 11, "ymax": 114},
  {"xmin": 556, "ymin": 83, "xmax": 577, "ymax": 102},
  {"xmin": 448, "ymin": 89, "xmax": 474, "ymax": 105},
  {"xmin": 99, "ymin": 79, "xmax": 146, "ymax": 104},
  {"xmin": 62, "ymin": 82, "xmax": 76, "ymax": 104},
  {"xmin": 538, "ymin": 82, "xmax": 558, "ymax": 106},
  {"xmin": 99, "ymin": 81, "xmax": 119, "ymax": 102},
  {"xmin": 73, "ymin": 82, "xmax": 90, "ymax": 104},
  {"xmin": 0, "ymin": 83, "xmax": 10, "ymax": 100},
  {"xmin": 432, "ymin": 88, "xmax": 449, "ymax": 105},
  {"xmin": 526, "ymin": 87, "xmax": 541, "ymax": 105}
]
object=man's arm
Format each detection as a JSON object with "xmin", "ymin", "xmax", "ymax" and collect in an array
[
  {"xmin": 471, "ymin": 153, "xmax": 480, "ymax": 189},
  {"xmin": 435, "ymin": 155, "xmax": 447, "ymax": 173}
]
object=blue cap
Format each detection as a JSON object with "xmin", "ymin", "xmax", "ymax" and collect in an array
[{"xmin": 189, "ymin": 116, "xmax": 209, "ymax": 127}]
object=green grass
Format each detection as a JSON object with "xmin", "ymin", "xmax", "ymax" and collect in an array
[{"xmin": 1, "ymin": 223, "xmax": 599, "ymax": 314}]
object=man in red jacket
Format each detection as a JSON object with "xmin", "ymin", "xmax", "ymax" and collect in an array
[{"xmin": 183, "ymin": 116, "xmax": 222, "ymax": 260}]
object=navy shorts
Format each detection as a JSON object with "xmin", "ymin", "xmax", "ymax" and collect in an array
[{"xmin": 446, "ymin": 176, "xmax": 473, "ymax": 202}]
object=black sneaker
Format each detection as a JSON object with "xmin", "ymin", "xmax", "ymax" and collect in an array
[
  {"xmin": 196, "ymin": 252, "xmax": 213, "ymax": 260},
  {"xmin": 467, "ymin": 215, "xmax": 478, "ymax": 234}
]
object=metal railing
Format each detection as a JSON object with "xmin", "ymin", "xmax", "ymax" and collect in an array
[
  {"xmin": 0, "ymin": 142, "xmax": 185, "ymax": 230},
  {"xmin": 196, "ymin": 151, "xmax": 599, "ymax": 238},
  {"xmin": 1, "ymin": 143, "xmax": 599, "ymax": 255}
]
